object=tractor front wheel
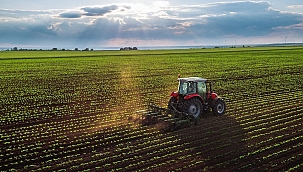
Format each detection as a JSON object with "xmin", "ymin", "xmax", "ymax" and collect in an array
[{"xmin": 212, "ymin": 99, "xmax": 226, "ymax": 116}]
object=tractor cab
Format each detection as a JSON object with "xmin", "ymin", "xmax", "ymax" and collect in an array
[{"xmin": 177, "ymin": 77, "xmax": 215, "ymax": 104}]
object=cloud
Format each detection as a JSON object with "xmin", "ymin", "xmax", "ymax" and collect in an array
[
  {"xmin": 59, "ymin": 5, "xmax": 127, "ymax": 18},
  {"xmin": 59, "ymin": 11, "xmax": 82, "ymax": 18},
  {"xmin": 0, "ymin": 20, "xmax": 57, "ymax": 45},
  {"xmin": 208, "ymin": 1, "xmax": 271, "ymax": 13},
  {"xmin": 153, "ymin": 1, "xmax": 170, "ymax": 7},
  {"xmin": 82, "ymin": 5, "xmax": 118, "ymax": 16},
  {"xmin": 1, "ymin": 1, "xmax": 303, "ymax": 47},
  {"xmin": 287, "ymin": 5, "xmax": 303, "ymax": 9}
]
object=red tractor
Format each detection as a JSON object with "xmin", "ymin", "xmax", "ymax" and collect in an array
[
  {"xmin": 137, "ymin": 76, "xmax": 226, "ymax": 130},
  {"xmin": 168, "ymin": 76, "xmax": 226, "ymax": 118}
]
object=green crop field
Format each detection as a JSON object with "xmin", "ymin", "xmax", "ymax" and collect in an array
[{"xmin": 1, "ymin": 47, "xmax": 303, "ymax": 171}]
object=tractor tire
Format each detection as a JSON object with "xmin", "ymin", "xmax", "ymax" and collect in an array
[
  {"xmin": 167, "ymin": 97, "xmax": 177, "ymax": 110},
  {"xmin": 212, "ymin": 99, "xmax": 226, "ymax": 116},
  {"xmin": 181, "ymin": 97, "xmax": 202, "ymax": 118}
]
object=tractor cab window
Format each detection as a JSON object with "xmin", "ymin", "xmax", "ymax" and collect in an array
[
  {"xmin": 178, "ymin": 81, "xmax": 188, "ymax": 95},
  {"xmin": 188, "ymin": 82, "xmax": 196, "ymax": 94},
  {"xmin": 198, "ymin": 81, "xmax": 207, "ymax": 100},
  {"xmin": 178, "ymin": 81, "xmax": 196, "ymax": 95}
]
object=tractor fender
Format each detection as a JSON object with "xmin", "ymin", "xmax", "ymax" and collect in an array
[
  {"xmin": 170, "ymin": 91, "xmax": 178, "ymax": 98},
  {"xmin": 184, "ymin": 94, "xmax": 204, "ymax": 104},
  {"xmin": 211, "ymin": 92, "xmax": 218, "ymax": 99}
]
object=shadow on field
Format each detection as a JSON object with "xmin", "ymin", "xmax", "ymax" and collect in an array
[{"xmin": 155, "ymin": 113, "xmax": 248, "ymax": 171}]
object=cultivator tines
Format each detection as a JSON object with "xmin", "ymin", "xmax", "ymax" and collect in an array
[{"xmin": 136, "ymin": 101, "xmax": 198, "ymax": 131}]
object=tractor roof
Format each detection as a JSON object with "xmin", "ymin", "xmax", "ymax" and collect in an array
[{"xmin": 178, "ymin": 77, "xmax": 208, "ymax": 82}]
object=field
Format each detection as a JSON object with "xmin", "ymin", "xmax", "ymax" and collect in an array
[{"xmin": 1, "ymin": 47, "xmax": 303, "ymax": 171}]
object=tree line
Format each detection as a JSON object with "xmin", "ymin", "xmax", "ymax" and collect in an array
[{"xmin": 120, "ymin": 47, "xmax": 138, "ymax": 50}]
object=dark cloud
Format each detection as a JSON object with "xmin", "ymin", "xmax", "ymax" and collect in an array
[
  {"xmin": 59, "ymin": 12, "xmax": 82, "ymax": 18},
  {"xmin": 82, "ymin": 5, "xmax": 118, "ymax": 16},
  {"xmin": 197, "ymin": 4, "xmax": 303, "ymax": 37},
  {"xmin": 59, "ymin": 5, "xmax": 122, "ymax": 18},
  {"xmin": 0, "ymin": 21, "xmax": 57, "ymax": 45}
]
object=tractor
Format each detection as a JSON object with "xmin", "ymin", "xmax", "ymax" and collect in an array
[{"xmin": 137, "ymin": 75, "xmax": 226, "ymax": 131}]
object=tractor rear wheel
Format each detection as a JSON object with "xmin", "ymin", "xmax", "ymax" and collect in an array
[
  {"xmin": 212, "ymin": 99, "xmax": 226, "ymax": 116},
  {"xmin": 182, "ymin": 97, "xmax": 202, "ymax": 118}
]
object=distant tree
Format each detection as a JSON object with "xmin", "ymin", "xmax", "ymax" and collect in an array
[
  {"xmin": 120, "ymin": 47, "xmax": 138, "ymax": 50},
  {"xmin": 75, "ymin": 48, "xmax": 79, "ymax": 51},
  {"xmin": 62, "ymin": 49, "xmax": 65, "ymax": 51},
  {"xmin": 83, "ymin": 48, "xmax": 89, "ymax": 51},
  {"xmin": 90, "ymin": 49, "xmax": 93, "ymax": 51},
  {"xmin": 13, "ymin": 47, "xmax": 18, "ymax": 51},
  {"xmin": 52, "ymin": 48, "xmax": 58, "ymax": 51}
]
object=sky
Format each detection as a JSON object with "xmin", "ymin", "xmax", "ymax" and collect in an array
[{"xmin": 0, "ymin": 0, "xmax": 303, "ymax": 48}]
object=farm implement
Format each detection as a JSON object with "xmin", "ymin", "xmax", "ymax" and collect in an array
[
  {"xmin": 137, "ymin": 75, "xmax": 226, "ymax": 131},
  {"xmin": 136, "ymin": 101, "xmax": 198, "ymax": 131}
]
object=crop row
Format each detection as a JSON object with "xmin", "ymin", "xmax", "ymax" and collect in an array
[{"xmin": 1, "ymin": 48, "xmax": 302, "ymax": 171}]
